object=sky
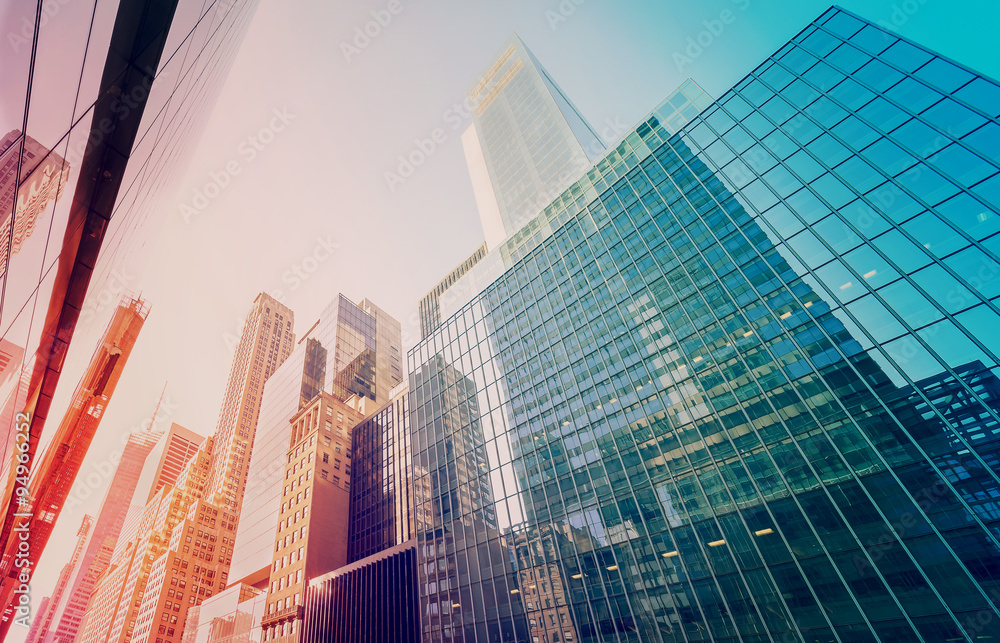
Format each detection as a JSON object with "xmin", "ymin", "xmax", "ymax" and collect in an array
[{"xmin": 16, "ymin": 0, "xmax": 1000, "ymax": 639}]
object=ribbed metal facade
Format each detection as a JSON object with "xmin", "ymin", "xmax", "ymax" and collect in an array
[{"xmin": 302, "ymin": 543, "xmax": 421, "ymax": 643}]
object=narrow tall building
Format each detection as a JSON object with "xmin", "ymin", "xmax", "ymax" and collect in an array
[
  {"xmin": 204, "ymin": 293, "xmax": 295, "ymax": 532},
  {"xmin": 259, "ymin": 392, "xmax": 367, "ymax": 642},
  {"xmin": 0, "ymin": 297, "xmax": 148, "ymax": 625},
  {"xmin": 26, "ymin": 515, "xmax": 94, "ymax": 643},
  {"xmin": 463, "ymin": 34, "xmax": 605, "ymax": 247}
]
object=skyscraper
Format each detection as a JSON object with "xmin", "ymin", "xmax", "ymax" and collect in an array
[
  {"xmin": 204, "ymin": 293, "xmax": 296, "ymax": 532},
  {"xmin": 26, "ymin": 515, "xmax": 93, "ymax": 643},
  {"xmin": 0, "ymin": 297, "xmax": 148, "ymax": 631},
  {"xmin": 43, "ymin": 409, "xmax": 183, "ymax": 643},
  {"xmin": 346, "ymin": 384, "xmax": 413, "ymax": 562},
  {"xmin": 410, "ymin": 7, "xmax": 1000, "ymax": 642},
  {"xmin": 463, "ymin": 34, "xmax": 605, "ymax": 247},
  {"xmin": 358, "ymin": 298, "xmax": 404, "ymax": 407},
  {"xmin": 230, "ymin": 294, "xmax": 402, "ymax": 589},
  {"xmin": 421, "ymin": 34, "xmax": 609, "ymax": 343},
  {"xmin": 0, "ymin": 130, "xmax": 70, "ymax": 276}
]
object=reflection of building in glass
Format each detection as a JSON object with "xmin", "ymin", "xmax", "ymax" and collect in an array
[
  {"xmin": 0, "ymin": 1, "xmax": 263, "ymax": 632},
  {"xmin": 0, "ymin": 130, "xmax": 69, "ymax": 275},
  {"xmin": 182, "ymin": 583, "xmax": 265, "ymax": 643},
  {"xmin": 230, "ymin": 294, "xmax": 402, "ymax": 590},
  {"xmin": 0, "ymin": 338, "xmax": 26, "ymax": 486},
  {"xmin": 0, "ymin": 297, "xmax": 147, "ymax": 626},
  {"xmin": 507, "ymin": 523, "xmax": 582, "ymax": 643},
  {"xmin": 411, "ymin": 8, "xmax": 1000, "ymax": 641},
  {"xmin": 410, "ymin": 354, "xmax": 528, "ymax": 643},
  {"xmin": 26, "ymin": 515, "xmax": 93, "ymax": 643}
]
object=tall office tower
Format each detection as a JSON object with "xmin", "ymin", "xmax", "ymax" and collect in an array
[
  {"xmin": 300, "ymin": 385, "xmax": 420, "ymax": 643},
  {"xmin": 418, "ymin": 243, "xmax": 488, "ymax": 341},
  {"xmin": 27, "ymin": 515, "xmax": 94, "ymax": 643},
  {"xmin": 0, "ymin": 338, "xmax": 26, "ymax": 485},
  {"xmin": 0, "ymin": 130, "xmax": 70, "ymax": 275},
  {"xmin": 463, "ymin": 35, "xmax": 605, "ymax": 248},
  {"xmin": 79, "ymin": 437, "xmax": 216, "ymax": 643},
  {"xmin": 410, "ymin": 8, "xmax": 1000, "ymax": 642},
  {"xmin": 0, "ymin": 297, "xmax": 148, "ymax": 626},
  {"xmin": 259, "ymin": 391, "xmax": 366, "ymax": 642},
  {"xmin": 358, "ymin": 298, "xmax": 405, "ymax": 406},
  {"xmin": 204, "ymin": 293, "xmax": 295, "ymax": 533},
  {"xmin": 45, "ymin": 413, "xmax": 178, "ymax": 643},
  {"xmin": 230, "ymin": 294, "xmax": 401, "ymax": 588},
  {"xmin": 346, "ymin": 384, "xmax": 413, "ymax": 562}
]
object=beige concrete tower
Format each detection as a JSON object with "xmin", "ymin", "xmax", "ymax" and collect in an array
[{"xmin": 204, "ymin": 293, "xmax": 295, "ymax": 532}]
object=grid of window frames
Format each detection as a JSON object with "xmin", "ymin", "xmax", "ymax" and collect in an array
[
  {"xmin": 408, "ymin": 7, "xmax": 1000, "ymax": 643},
  {"xmin": 347, "ymin": 390, "xmax": 415, "ymax": 562}
]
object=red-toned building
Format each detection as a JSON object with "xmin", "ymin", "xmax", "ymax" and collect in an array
[{"xmin": 0, "ymin": 297, "xmax": 148, "ymax": 626}]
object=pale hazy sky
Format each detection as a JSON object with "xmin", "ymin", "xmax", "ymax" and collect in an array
[{"xmin": 19, "ymin": 0, "xmax": 1000, "ymax": 639}]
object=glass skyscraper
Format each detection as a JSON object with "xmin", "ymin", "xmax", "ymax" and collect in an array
[
  {"xmin": 410, "ymin": 7, "xmax": 1000, "ymax": 643},
  {"xmin": 464, "ymin": 34, "xmax": 607, "ymax": 250}
]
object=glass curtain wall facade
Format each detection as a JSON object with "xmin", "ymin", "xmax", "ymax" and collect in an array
[
  {"xmin": 409, "ymin": 7, "xmax": 1000, "ymax": 643},
  {"xmin": 468, "ymin": 35, "xmax": 606, "ymax": 244},
  {"xmin": 347, "ymin": 386, "xmax": 414, "ymax": 562}
]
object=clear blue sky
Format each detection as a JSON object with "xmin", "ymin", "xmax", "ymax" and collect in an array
[{"xmin": 21, "ymin": 1, "xmax": 1000, "ymax": 638}]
